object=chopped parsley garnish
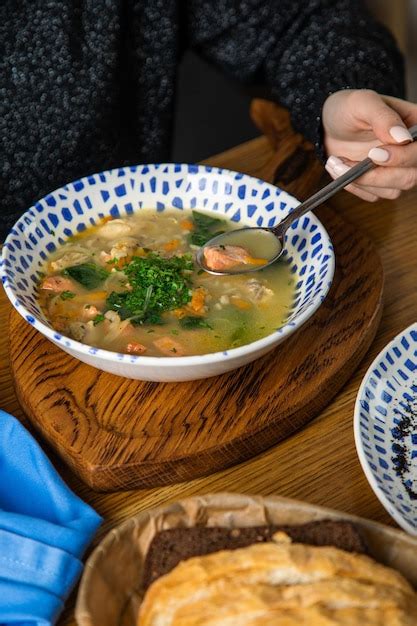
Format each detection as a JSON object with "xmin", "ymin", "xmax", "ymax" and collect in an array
[
  {"xmin": 188, "ymin": 210, "xmax": 225, "ymax": 247},
  {"xmin": 93, "ymin": 313, "xmax": 105, "ymax": 326},
  {"xmin": 60, "ymin": 290, "xmax": 76, "ymax": 300},
  {"xmin": 63, "ymin": 263, "xmax": 109, "ymax": 289},
  {"xmin": 106, "ymin": 253, "xmax": 194, "ymax": 325},
  {"xmin": 179, "ymin": 316, "xmax": 213, "ymax": 330}
]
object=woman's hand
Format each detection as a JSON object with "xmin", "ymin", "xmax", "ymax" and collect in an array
[{"xmin": 322, "ymin": 89, "xmax": 417, "ymax": 201}]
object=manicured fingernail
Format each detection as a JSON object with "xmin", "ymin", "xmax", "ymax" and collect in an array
[
  {"xmin": 368, "ymin": 147, "xmax": 390, "ymax": 162},
  {"xmin": 389, "ymin": 125, "xmax": 412, "ymax": 143},
  {"xmin": 325, "ymin": 156, "xmax": 350, "ymax": 177},
  {"xmin": 326, "ymin": 155, "xmax": 343, "ymax": 169}
]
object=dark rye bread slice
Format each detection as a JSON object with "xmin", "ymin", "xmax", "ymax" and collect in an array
[{"xmin": 142, "ymin": 520, "xmax": 367, "ymax": 590}]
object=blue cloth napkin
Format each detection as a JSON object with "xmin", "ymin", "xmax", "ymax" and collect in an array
[{"xmin": 0, "ymin": 410, "xmax": 102, "ymax": 625}]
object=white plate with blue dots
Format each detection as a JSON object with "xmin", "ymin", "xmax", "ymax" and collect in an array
[{"xmin": 354, "ymin": 323, "xmax": 417, "ymax": 535}]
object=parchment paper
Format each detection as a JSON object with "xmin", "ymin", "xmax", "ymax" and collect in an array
[{"xmin": 75, "ymin": 493, "xmax": 417, "ymax": 626}]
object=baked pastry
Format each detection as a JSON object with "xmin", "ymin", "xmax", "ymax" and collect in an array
[{"xmin": 138, "ymin": 528, "xmax": 417, "ymax": 626}]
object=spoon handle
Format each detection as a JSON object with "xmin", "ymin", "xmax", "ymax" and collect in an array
[{"xmin": 275, "ymin": 124, "xmax": 417, "ymax": 235}]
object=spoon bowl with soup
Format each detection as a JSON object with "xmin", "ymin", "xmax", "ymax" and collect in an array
[{"xmin": 198, "ymin": 131, "xmax": 417, "ymax": 275}]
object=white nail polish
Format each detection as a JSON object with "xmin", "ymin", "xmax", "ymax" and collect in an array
[
  {"xmin": 332, "ymin": 162, "xmax": 350, "ymax": 176},
  {"xmin": 368, "ymin": 147, "xmax": 390, "ymax": 162},
  {"xmin": 324, "ymin": 163, "xmax": 337, "ymax": 180},
  {"xmin": 325, "ymin": 155, "xmax": 350, "ymax": 177},
  {"xmin": 326, "ymin": 155, "xmax": 344, "ymax": 169},
  {"xmin": 389, "ymin": 125, "xmax": 412, "ymax": 144}
]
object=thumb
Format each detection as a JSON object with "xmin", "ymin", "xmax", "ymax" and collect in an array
[{"xmin": 357, "ymin": 90, "xmax": 413, "ymax": 145}]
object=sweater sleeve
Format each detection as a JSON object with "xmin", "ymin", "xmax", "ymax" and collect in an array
[{"xmin": 186, "ymin": 0, "xmax": 405, "ymax": 157}]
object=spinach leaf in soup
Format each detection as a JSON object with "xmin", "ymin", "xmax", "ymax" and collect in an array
[
  {"xmin": 230, "ymin": 325, "xmax": 249, "ymax": 347},
  {"xmin": 217, "ymin": 307, "xmax": 251, "ymax": 348},
  {"xmin": 188, "ymin": 210, "xmax": 226, "ymax": 247},
  {"xmin": 179, "ymin": 316, "xmax": 213, "ymax": 330},
  {"xmin": 63, "ymin": 263, "xmax": 109, "ymax": 289}
]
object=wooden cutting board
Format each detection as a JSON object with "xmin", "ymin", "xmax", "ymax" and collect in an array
[{"xmin": 8, "ymin": 103, "xmax": 383, "ymax": 491}]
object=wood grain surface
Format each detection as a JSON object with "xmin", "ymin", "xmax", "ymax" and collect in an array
[
  {"xmin": 8, "ymin": 105, "xmax": 383, "ymax": 492},
  {"xmin": 1, "ymin": 106, "xmax": 417, "ymax": 626}
]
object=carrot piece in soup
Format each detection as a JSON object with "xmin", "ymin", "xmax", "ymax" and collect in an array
[
  {"xmin": 246, "ymin": 256, "xmax": 268, "ymax": 266},
  {"xmin": 231, "ymin": 296, "xmax": 252, "ymax": 310},
  {"xmin": 153, "ymin": 336, "xmax": 186, "ymax": 356},
  {"xmin": 189, "ymin": 287, "xmax": 207, "ymax": 313},
  {"xmin": 163, "ymin": 239, "xmax": 180, "ymax": 252},
  {"xmin": 180, "ymin": 219, "xmax": 194, "ymax": 231},
  {"xmin": 76, "ymin": 290, "xmax": 107, "ymax": 302},
  {"xmin": 172, "ymin": 308, "xmax": 186, "ymax": 319}
]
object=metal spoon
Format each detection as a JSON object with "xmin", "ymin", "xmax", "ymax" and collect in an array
[{"xmin": 197, "ymin": 125, "xmax": 417, "ymax": 275}]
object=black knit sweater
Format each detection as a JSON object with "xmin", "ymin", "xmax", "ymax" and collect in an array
[{"xmin": 0, "ymin": 0, "xmax": 404, "ymax": 238}]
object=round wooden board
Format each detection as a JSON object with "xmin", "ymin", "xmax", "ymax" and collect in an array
[
  {"xmin": 9, "ymin": 203, "xmax": 383, "ymax": 492},
  {"xmin": 8, "ymin": 104, "xmax": 384, "ymax": 492}
]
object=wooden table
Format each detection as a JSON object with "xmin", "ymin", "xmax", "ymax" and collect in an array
[{"xmin": 1, "ymin": 135, "xmax": 416, "ymax": 624}]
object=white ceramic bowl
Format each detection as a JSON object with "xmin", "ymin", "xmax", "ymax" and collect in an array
[
  {"xmin": 1, "ymin": 164, "xmax": 334, "ymax": 381},
  {"xmin": 354, "ymin": 323, "xmax": 417, "ymax": 534}
]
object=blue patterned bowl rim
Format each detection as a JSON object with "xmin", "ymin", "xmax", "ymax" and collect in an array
[
  {"xmin": 354, "ymin": 322, "xmax": 417, "ymax": 535},
  {"xmin": 1, "ymin": 163, "xmax": 335, "ymax": 366}
]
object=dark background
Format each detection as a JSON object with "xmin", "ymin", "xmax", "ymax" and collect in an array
[
  {"xmin": 172, "ymin": 4, "xmax": 413, "ymax": 163},
  {"xmin": 172, "ymin": 51, "xmax": 259, "ymax": 162}
]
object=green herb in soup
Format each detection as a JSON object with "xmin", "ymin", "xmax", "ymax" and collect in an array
[
  {"xmin": 105, "ymin": 253, "xmax": 194, "ymax": 325},
  {"xmin": 63, "ymin": 262, "xmax": 109, "ymax": 289},
  {"xmin": 179, "ymin": 316, "xmax": 213, "ymax": 330},
  {"xmin": 188, "ymin": 210, "xmax": 226, "ymax": 247},
  {"xmin": 38, "ymin": 209, "xmax": 295, "ymax": 357}
]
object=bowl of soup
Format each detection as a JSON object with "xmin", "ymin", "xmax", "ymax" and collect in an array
[{"xmin": 1, "ymin": 164, "xmax": 334, "ymax": 381}]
